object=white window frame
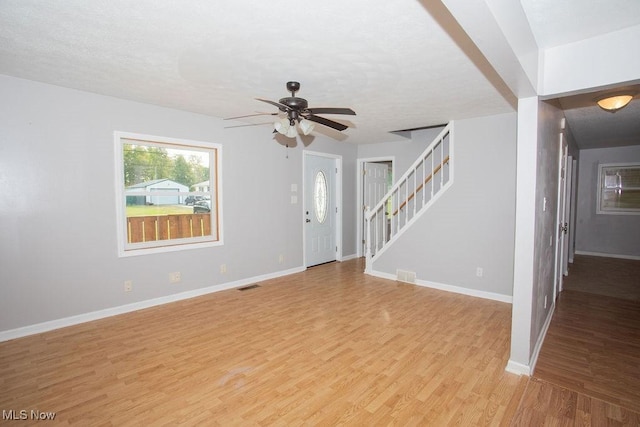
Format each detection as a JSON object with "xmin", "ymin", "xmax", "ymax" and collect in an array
[
  {"xmin": 114, "ymin": 131, "xmax": 223, "ymax": 257},
  {"xmin": 596, "ymin": 162, "xmax": 640, "ymax": 215}
]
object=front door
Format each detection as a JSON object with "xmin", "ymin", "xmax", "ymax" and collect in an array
[{"xmin": 305, "ymin": 154, "xmax": 337, "ymax": 267}]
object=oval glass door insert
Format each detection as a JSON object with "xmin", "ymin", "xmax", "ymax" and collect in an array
[{"xmin": 314, "ymin": 171, "xmax": 328, "ymax": 223}]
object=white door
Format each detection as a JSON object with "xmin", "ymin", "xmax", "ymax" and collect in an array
[
  {"xmin": 305, "ymin": 154, "xmax": 336, "ymax": 267},
  {"xmin": 362, "ymin": 162, "xmax": 390, "ymax": 253},
  {"xmin": 562, "ymin": 155, "xmax": 573, "ymax": 275},
  {"xmin": 554, "ymin": 138, "xmax": 568, "ymax": 298}
]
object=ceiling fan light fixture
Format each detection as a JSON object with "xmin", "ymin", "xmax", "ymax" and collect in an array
[
  {"xmin": 285, "ymin": 125, "xmax": 298, "ymax": 138},
  {"xmin": 274, "ymin": 117, "xmax": 290, "ymax": 134},
  {"xmin": 596, "ymin": 93, "xmax": 634, "ymax": 112},
  {"xmin": 299, "ymin": 119, "xmax": 315, "ymax": 135}
]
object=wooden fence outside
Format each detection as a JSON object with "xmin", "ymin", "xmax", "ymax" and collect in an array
[{"xmin": 127, "ymin": 214, "xmax": 211, "ymax": 243}]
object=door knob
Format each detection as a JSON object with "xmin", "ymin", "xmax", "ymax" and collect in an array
[{"xmin": 306, "ymin": 219, "xmax": 311, "ymax": 223}]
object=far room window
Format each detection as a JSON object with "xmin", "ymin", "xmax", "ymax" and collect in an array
[
  {"xmin": 597, "ymin": 163, "xmax": 640, "ymax": 215},
  {"xmin": 114, "ymin": 132, "xmax": 223, "ymax": 256}
]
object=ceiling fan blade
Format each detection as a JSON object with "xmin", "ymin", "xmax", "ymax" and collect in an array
[
  {"xmin": 305, "ymin": 114, "xmax": 349, "ymax": 131},
  {"xmin": 224, "ymin": 112, "xmax": 278, "ymax": 120},
  {"xmin": 256, "ymin": 98, "xmax": 290, "ymax": 111},
  {"xmin": 306, "ymin": 107, "xmax": 356, "ymax": 116},
  {"xmin": 224, "ymin": 122, "xmax": 274, "ymax": 129}
]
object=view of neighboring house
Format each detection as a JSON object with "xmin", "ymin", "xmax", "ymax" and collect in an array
[
  {"xmin": 192, "ymin": 180, "xmax": 210, "ymax": 192},
  {"xmin": 125, "ymin": 179, "xmax": 189, "ymax": 205}
]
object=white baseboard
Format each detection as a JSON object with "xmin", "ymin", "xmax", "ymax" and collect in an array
[
  {"xmin": 0, "ymin": 265, "xmax": 306, "ymax": 343},
  {"xmin": 366, "ymin": 269, "xmax": 512, "ymax": 304},
  {"xmin": 574, "ymin": 250, "xmax": 640, "ymax": 261},
  {"xmin": 340, "ymin": 253, "xmax": 359, "ymax": 261},
  {"xmin": 528, "ymin": 302, "xmax": 555, "ymax": 376},
  {"xmin": 366, "ymin": 269, "xmax": 396, "ymax": 281},
  {"xmin": 505, "ymin": 360, "xmax": 531, "ymax": 376}
]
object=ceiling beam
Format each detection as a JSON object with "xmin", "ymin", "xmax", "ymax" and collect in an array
[{"xmin": 439, "ymin": 0, "xmax": 539, "ymax": 99}]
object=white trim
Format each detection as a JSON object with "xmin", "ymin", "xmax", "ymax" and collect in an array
[
  {"xmin": 415, "ymin": 278, "xmax": 512, "ymax": 304},
  {"xmin": 528, "ymin": 301, "xmax": 555, "ymax": 376},
  {"xmin": 0, "ymin": 266, "xmax": 305, "ymax": 343},
  {"xmin": 303, "ymin": 151, "xmax": 343, "ymax": 266},
  {"xmin": 356, "ymin": 156, "xmax": 395, "ymax": 258},
  {"xmin": 596, "ymin": 162, "xmax": 640, "ymax": 215},
  {"xmin": 505, "ymin": 360, "xmax": 531, "ymax": 376},
  {"xmin": 367, "ymin": 269, "xmax": 396, "ymax": 281},
  {"xmin": 366, "ymin": 269, "xmax": 512, "ymax": 303},
  {"xmin": 114, "ymin": 131, "xmax": 224, "ymax": 257},
  {"xmin": 340, "ymin": 253, "xmax": 359, "ymax": 262},
  {"xmin": 574, "ymin": 250, "xmax": 640, "ymax": 261}
]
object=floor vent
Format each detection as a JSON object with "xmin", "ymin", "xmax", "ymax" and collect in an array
[
  {"xmin": 396, "ymin": 269, "xmax": 416, "ymax": 284},
  {"xmin": 238, "ymin": 284, "xmax": 260, "ymax": 291}
]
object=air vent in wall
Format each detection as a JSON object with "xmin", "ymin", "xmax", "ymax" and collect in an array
[{"xmin": 396, "ymin": 270, "xmax": 416, "ymax": 284}]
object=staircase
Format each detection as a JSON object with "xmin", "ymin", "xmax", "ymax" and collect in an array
[{"xmin": 365, "ymin": 122, "xmax": 453, "ymax": 271}]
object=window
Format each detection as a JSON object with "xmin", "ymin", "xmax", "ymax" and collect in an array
[
  {"xmin": 597, "ymin": 163, "xmax": 640, "ymax": 215},
  {"xmin": 314, "ymin": 171, "xmax": 328, "ymax": 223},
  {"xmin": 114, "ymin": 132, "xmax": 222, "ymax": 256}
]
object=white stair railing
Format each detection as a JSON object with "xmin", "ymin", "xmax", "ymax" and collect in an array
[{"xmin": 365, "ymin": 122, "xmax": 454, "ymax": 270}]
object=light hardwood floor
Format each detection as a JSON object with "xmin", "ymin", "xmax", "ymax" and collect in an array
[
  {"xmin": 1, "ymin": 258, "xmax": 526, "ymax": 425},
  {"xmin": 532, "ymin": 255, "xmax": 640, "ymax": 418},
  {"xmin": 3, "ymin": 256, "xmax": 639, "ymax": 425}
]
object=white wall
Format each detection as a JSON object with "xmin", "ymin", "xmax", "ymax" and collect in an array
[
  {"xmin": 369, "ymin": 113, "xmax": 517, "ymax": 299},
  {"xmin": 0, "ymin": 75, "xmax": 357, "ymax": 334},
  {"xmin": 542, "ymin": 25, "xmax": 640, "ymax": 96},
  {"xmin": 575, "ymin": 145, "xmax": 640, "ymax": 258}
]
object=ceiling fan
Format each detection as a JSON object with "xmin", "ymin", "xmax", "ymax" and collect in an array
[{"xmin": 225, "ymin": 81, "xmax": 356, "ymax": 138}]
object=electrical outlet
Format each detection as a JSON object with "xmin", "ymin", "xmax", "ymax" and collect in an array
[
  {"xmin": 124, "ymin": 280, "xmax": 133, "ymax": 292},
  {"xmin": 169, "ymin": 272, "xmax": 181, "ymax": 283},
  {"xmin": 544, "ymin": 294, "xmax": 548, "ymax": 309},
  {"xmin": 220, "ymin": 264, "xmax": 227, "ymax": 274},
  {"xmin": 476, "ymin": 267, "xmax": 483, "ymax": 277},
  {"xmin": 279, "ymin": 254, "xmax": 284, "ymax": 264}
]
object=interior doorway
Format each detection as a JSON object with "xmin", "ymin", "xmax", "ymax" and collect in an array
[{"xmin": 356, "ymin": 157, "xmax": 394, "ymax": 257}]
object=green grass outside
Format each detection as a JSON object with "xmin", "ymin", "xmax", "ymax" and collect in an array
[{"xmin": 126, "ymin": 205, "xmax": 194, "ymax": 217}]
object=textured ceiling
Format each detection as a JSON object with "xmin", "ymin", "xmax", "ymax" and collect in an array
[
  {"xmin": 558, "ymin": 85, "xmax": 640, "ymax": 150},
  {"xmin": 0, "ymin": 0, "xmax": 638, "ymax": 147},
  {"xmin": 521, "ymin": 0, "xmax": 640, "ymax": 49},
  {"xmin": 0, "ymin": 0, "xmax": 514, "ymax": 145}
]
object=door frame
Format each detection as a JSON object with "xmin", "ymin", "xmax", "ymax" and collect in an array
[
  {"xmin": 562, "ymin": 155, "xmax": 574, "ymax": 275},
  {"xmin": 356, "ymin": 157, "xmax": 395, "ymax": 258},
  {"xmin": 303, "ymin": 150, "xmax": 343, "ymax": 267},
  {"xmin": 568, "ymin": 158, "xmax": 578, "ymax": 264},
  {"xmin": 553, "ymin": 135, "xmax": 568, "ymax": 299}
]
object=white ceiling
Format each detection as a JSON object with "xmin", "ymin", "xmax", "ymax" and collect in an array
[{"xmin": 0, "ymin": 0, "xmax": 638, "ymax": 147}]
